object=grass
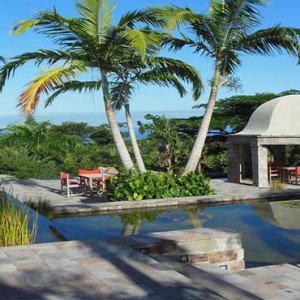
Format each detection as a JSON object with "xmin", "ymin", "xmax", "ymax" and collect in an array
[
  {"xmin": 24, "ymin": 197, "xmax": 54, "ymax": 219},
  {"xmin": 269, "ymin": 180, "xmax": 285, "ymax": 190},
  {"xmin": 0, "ymin": 190, "xmax": 37, "ymax": 246}
]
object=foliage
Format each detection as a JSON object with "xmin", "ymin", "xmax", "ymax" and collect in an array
[
  {"xmin": 106, "ymin": 170, "xmax": 214, "ymax": 201},
  {"xmin": 24, "ymin": 198, "xmax": 54, "ymax": 219},
  {"xmin": 156, "ymin": 0, "xmax": 300, "ymax": 174},
  {"xmin": 138, "ymin": 114, "xmax": 193, "ymax": 172},
  {"xmin": 0, "ymin": 121, "xmax": 121, "ymax": 178},
  {"xmin": 0, "ymin": 192, "xmax": 37, "ymax": 246}
]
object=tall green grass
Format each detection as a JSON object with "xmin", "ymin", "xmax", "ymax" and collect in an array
[
  {"xmin": 24, "ymin": 198, "xmax": 54, "ymax": 219},
  {"xmin": 0, "ymin": 191, "xmax": 37, "ymax": 246}
]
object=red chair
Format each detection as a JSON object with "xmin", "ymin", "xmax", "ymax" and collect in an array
[
  {"xmin": 268, "ymin": 165, "xmax": 279, "ymax": 181},
  {"xmin": 60, "ymin": 172, "xmax": 83, "ymax": 198}
]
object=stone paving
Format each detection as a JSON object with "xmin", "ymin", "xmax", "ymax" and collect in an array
[
  {"xmin": 3, "ymin": 178, "xmax": 300, "ymax": 215},
  {"xmin": 1, "ymin": 178, "xmax": 300, "ymax": 299}
]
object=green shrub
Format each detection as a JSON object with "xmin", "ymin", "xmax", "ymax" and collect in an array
[
  {"xmin": 106, "ymin": 170, "xmax": 215, "ymax": 201},
  {"xmin": 0, "ymin": 192, "xmax": 37, "ymax": 246}
]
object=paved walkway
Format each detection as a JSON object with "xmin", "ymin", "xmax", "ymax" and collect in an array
[
  {"xmin": 1, "ymin": 236, "xmax": 300, "ymax": 299},
  {"xmin": 3, "ymin": 178, "xmax": 300, "ymax": 215},
  {"xmin": 1, "ymin": 178, "xmax": 300, "ymax": 299}
]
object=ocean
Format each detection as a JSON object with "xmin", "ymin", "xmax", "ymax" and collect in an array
[{"xmin": 0, "ymin": 110, "xmax": 200, "ymax": 129}]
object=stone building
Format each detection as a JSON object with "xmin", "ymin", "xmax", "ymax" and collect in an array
[{"xmin": 226, "ymin": 95, "xmax": 300, "ymax": 188}]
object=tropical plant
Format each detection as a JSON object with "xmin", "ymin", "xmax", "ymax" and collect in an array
[
  {"xmin": 106, "ymin": 169, "xmax": 214, "ymax": 201},
  {"xmin": 110, "ymin": 55, "xmax": 203, "ymax": 172},
  {"xmin": 0, "ymin": 0, "xmax": 169, "ymax": 170},
  {"xmin": 1, "ymin": 120, "xmax": 52, "ymax": 153},
  {"xmin": 155, "ymin": 0, "xmax": 300, "ymax": 174},
  {"xmin": 0, "ymin": 120, "xmax": 121, "ymax": 178},
  {"xmin": 138, "ymin": 114, "xmax": 194, "ymax": 172}
]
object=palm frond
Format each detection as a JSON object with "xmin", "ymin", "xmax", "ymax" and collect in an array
[
  {"xmin": 138, "ymin": 71, "xmax": 187, "ymax": 97},
  {"xmin": 237, "ymin": 26, "xmax": 300, "ymax": 58},
  {"xmin": 149, "ymin": 6, "xmax": 196, "ymax": 31},
  {"xmin": 12, "ymin": 11, "xmax": 83, "ymax": 49},
  {"xmin": 77, "ymin": 0, "xmax": 115, "ymax": 38},
  {"xmin": 0, "ymin": 50, "xmax": 78, "ymax": 92},
  {"xmin": 44, "ymin": 80, "xmax": 101, "ymax": 107},
  {"xmin": 118, "ymin": 9, "xmax": 166, "ymax": 28},
  {"xmin": 143, "ymin": 56, "xmax": 204, "ymax": 100},
  {"xmin": 110, "ymin": 82, "xmax": 134, "ymax": 111},
  {"xmin": 121, "ymin": 29, "xmax": 164, "ymax": 59},
  {"xmin": 18, "ymin": 63, "xmax": 86, "ymax": 114}
]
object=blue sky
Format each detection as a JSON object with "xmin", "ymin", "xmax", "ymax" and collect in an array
[{"xmin": 1, "ymin": 0, "xmax": 299, "ymax": 117}]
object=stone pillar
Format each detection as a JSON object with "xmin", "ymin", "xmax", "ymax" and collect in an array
[
  {"xmin": 252, "ymin": 144, "xmax": 268, "ymax": 188},
  {"xmin": 227, "ymin": 144, "xmax": 241, "ymax": 183}
]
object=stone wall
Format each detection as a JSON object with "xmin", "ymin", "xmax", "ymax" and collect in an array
[{"xmin": 131, "ymin": 228, "xmax": 245, "ymax": 271}]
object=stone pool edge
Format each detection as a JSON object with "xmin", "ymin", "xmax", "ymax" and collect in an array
[{"xmin": 53, "ymin": 188, "xmax": 300, "ymax": 215}]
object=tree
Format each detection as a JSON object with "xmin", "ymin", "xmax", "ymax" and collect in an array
[
  {"xmin": 138, "ymin": 114, "xmax": 193, "ymax": 172},
  {"xmin": 156, "ymin": 0, "xmax": 300, "ymax": 174},
  {"xmin": 0, "ymin": 0, "xmax": 167, "ymax": 170},
  {"xmin": 110, "ymin": 55, "xmax": 203, "ymax": 172}
]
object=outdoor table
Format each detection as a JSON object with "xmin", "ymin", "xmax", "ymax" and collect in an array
[
  {"xmin": 277, "ymin": 166, "xmax": 296, "ymax": 183},
  {"xmin": 78, "ymin": 173, "xmax": 104, "ymax": 196}
]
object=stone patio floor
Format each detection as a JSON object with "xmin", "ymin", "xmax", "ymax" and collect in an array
[{"xmin": 1, "ymin": 178, "xmax": 300, "ymax": 299}]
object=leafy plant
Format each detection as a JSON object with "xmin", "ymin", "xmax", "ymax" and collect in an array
[{"xmin": 106, "ymin": 170, "xmax": 214, "ymax": 201}]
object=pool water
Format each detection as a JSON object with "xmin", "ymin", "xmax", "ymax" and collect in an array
[{"xmin": 37, "ymin": 200, "xmax": 300, "ymax": 268}]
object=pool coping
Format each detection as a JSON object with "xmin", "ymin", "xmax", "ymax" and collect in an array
[
  {"xmin": 53, "ymin": 184, "xmax": 300, "ymax": 215},
  {"xmin": 3, "ymin": 178, "xmax": 300, "ymax": 216}
]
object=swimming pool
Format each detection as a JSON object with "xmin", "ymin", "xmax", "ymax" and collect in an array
[{"xmin": 36, "ymin": 200, "xmax": 300, "ymax": 268}]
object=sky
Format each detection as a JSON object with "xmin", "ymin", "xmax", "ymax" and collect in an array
[{"xmin": 0, "ymin": 0, "xmax": 299, "ymax": 117}]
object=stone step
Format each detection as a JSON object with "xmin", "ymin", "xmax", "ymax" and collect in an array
[{"xmin": 129, "ymin": 228, "xmax": 245, "ymax": 271}]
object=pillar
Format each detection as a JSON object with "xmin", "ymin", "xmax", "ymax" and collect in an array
[
  {"xmin": 227, "ymin": 144, "xmax": 241, "ymax": 183},
  {"xmin": 252, "ymin": 145, "xmax": 268, "ymax": 188}
]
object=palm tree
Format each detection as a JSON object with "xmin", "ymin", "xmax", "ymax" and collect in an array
[
  {"xmin": 0, "ymin": 0, "xmax": 167, "ymax": 170},
  {"xmin": 155, "ymin": 0, "xmax": 300, "ymax": 174},
  {"xmin": 110, "ymin": 55, "xmax": 203, "ymax": 172}
]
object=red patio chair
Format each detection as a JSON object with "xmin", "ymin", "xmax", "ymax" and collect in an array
[{"xmin": 60, "ymin": 172, "xmax": 84, "ymax": 198}]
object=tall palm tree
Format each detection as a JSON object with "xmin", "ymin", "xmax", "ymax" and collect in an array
[
  {"xmin": 0, "ymin": 0, "xmax": 167, "ymax": 170},
  {"xmin": 155, "ymin": 0, "xmax": 300, "ymax": 174},
  {"xmin": 110, "ymin": 55, "xmax": 203, "ymax": 172}
]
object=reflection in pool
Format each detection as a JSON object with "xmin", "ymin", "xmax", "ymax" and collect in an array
[{"xmin": 36, "ymin": 200, "xmax": 300, "ymax": 268}]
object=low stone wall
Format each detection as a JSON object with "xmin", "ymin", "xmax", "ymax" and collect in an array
[{"xmin": 131, "ymin": 228, "xmax": 245, "ymax": 271}]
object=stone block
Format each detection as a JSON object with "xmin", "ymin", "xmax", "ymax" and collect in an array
[{"xmin": 208, "ymin": 250, "xmax": 238, "ymax": 263}]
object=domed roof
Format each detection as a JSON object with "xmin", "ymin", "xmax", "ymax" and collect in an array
[{"xmin": 238, "ymin": 95, "xmax": 300, "ymax": 136}]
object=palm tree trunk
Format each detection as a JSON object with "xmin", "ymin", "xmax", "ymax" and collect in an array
[
  {"xmin": 125, "ymin": 102, "xmax": 146, "ymax": 172},
  {"xmin": 183, "ymin": 64, "xmax": 222, "ymax": 175},
  {"xmin": 101, "ymin": 71, "xmax": 135, "ymax": 170},
  {"xmin": 121, "ymin": 219, "xmax": 141, "ymax": 236}
]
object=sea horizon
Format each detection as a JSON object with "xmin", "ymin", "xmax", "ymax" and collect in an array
[{"xmin": 0, "ymin": 110, "xmax": 201, "ymax": 129}]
